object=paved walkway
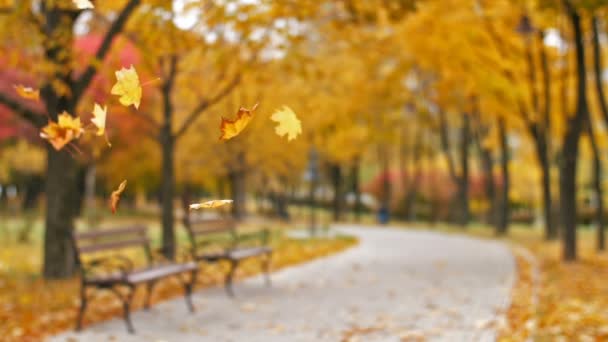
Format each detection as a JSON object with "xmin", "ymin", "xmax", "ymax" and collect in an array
[{"xmin": 52, "ymin": 225, "xmax": 515, "ymax": 342}]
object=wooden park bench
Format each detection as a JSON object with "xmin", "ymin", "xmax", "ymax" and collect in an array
[
  {"xmin": 185, "ymin": 217, "xmax": 272, "ymax": 296},
  {"xmin": 71, "ymin": 225, "xmax": 198, "ymax": 333}
]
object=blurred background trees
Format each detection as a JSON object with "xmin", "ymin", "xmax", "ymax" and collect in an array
[{"xmin": 3, "ymin": 0, "xmax": 608, "ymax": 280}]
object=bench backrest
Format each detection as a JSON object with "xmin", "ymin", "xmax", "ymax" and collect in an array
[
  {"xmin": 72, "ymin": 225, "xmax": 152, "ymax": 266},
  {"xmin": 184, "ymin": 217, "xmax": 237, "ymax": 250}
]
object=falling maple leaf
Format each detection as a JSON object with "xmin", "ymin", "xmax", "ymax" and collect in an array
[
  {"xmin": 90, "ymin": 103, "xmax": 107, "ymax": 136},
  {"xmin": 39, "ymin": 112, "xmax": 84, "ymax": 151},
  {"xmin": 13, "ymin": 85, "xmax": 39, "ymax": 101},
  {"xmin": 73, "ymin": 0, "xmax": 94, "ymax": 9},
  {"xmin": 271, "ymin": 106, "xmax": 302, "ymax": 141},
  {"xmin": 110, "ymin": 180, "xmax": 127, "ymax": 214},
  {"xmin": 219, "ymin": 104, "xmax": 258, "ymax": 140},
  {"xmin": 189, "ymin": 199, "xmax": 233, "ymax": 210},
  {"xmin": 111, "ymin": 65, "xmax": 142, "ymax": 109}
]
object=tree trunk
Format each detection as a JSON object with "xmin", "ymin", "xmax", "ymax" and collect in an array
[
  {"xmin": 497, "ymin": 117, "xmax": 510, "ymax": 235},
  {"xmin": 533, "ymin": 137, "xmax": 556, "ymax": 240},
  {"xmin": 43, "ymin": 146, "xmax": 79, "ymax": 278},
  {"xmin": 561, "ymin": 0, "xmax": 588, "ymax": 261},
  {"xmin": 229, "ymin": 165, "xmax": 247, "ymax": 219},
  {"xmin": 160, "ymin": 127, "xmax": 175, "ymax": 260},
  {"xmin": 330, "ymin": 163, "xmax": 342, "ymax": 221},
  {"xmin": 587, "ymin": 120, "xmax": 604, "ymax": 251},
  {"xmin": 457, "ymin": 114, "xmax": 471, "ymax": 226},
  {"xmin": 591, "ymin": 15, "xmax": 607, "ymax": 251},
  {"xmin": 479, "ymin": 145, "xmax": 495, "ymax": 226},
  {"xmin": 352, "ymin": 158, "xmax": 361, "ymax": 222}
]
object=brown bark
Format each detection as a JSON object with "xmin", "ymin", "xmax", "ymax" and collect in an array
[
  {"xmin": 352, "ymin": 158, "xmax": 362, "ymax": 222},
  {"xmin": 330, "ymin": 163, "xmax": 343, "ymax": 221},
  {"xmin": 591, "ymin": 15, "xmax": 607, "ymax": 251},
  {"xmin": 561, "ymin": 0, "xmax": 588, "ymax": 261},
  {"xmin": 497, "ymin": 117, "xmax": 510, "ymax": 235}
]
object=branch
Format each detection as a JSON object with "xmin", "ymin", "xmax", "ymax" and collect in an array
[
  {"xmin": 0, "ymin": 92, "xmax": 46, "ymax": 127},
  {"xmin": 174, "ymin": 74, "xmax": 241, "ymax": 139},
  {"xmin": 72, "ymin": 0, "xmax": 141, "ymax": 103}
]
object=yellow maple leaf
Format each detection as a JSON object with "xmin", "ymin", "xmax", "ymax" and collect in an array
[
  {"xmin": 40, "ymin": 111, "xmax": 84, "ymax": 151},
  {"xmin": 13, "ymin": 85, "xmax": 39, "ymax": 101},
  {"xmin": 110, "ymin": 180, "xmax": 127, "ymax": 214},
  {"xmin": 90, "ymin": 103, "xmax": 107, "ymax": 136},
  {"xmin": 73, "ymin": 0, "xmax": 94, "ymax": 9},
  {"xmin": 189, "ymin": 199, "xmax": 233, "ymax": 210},
  {"xmin": 271, "ymin": 106, "xmax": 302, "ymax": 141},
  {"xmin": 219, "ymin": 104, "xmax": 258, "ymax": 140},
  {"xmin": 111, "ymin": 65, "xmax": 142, "ymax": 109}
]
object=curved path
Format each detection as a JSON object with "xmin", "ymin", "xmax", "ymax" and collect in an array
[{"xmin": 52, "ymin": 225, "xmax": 515, "ymax": 342}]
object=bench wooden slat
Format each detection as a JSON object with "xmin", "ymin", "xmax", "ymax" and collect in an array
[
  {"xmin": 74, "ymin": 226, "xmax": 147, "ymax": 240},
  {"xmin": 77, "ymin": 237, "xmax": 149, "ymax": 253}
]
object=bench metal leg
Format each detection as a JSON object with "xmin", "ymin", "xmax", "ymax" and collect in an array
[
  {"xmin": 263, "ymin": 252, "xmax": 272, "ymax": 287},
  {"xmin": 183, "ymin": 269, "xmax": 197, "ymax": 313},
  {"xmin": 75, "ymin": 283, "xmax": 87, "ymax": 331},
  {"xmin": 225, "ymin": 259, "xmax": 238, "ymax": 297},
  {"xmin": 144, "ymin": 281, "xmax": 156, "ymax": 310},
  {"xmin": 119, "ymin": 285, "xmax": 136, "ymax": 334}
]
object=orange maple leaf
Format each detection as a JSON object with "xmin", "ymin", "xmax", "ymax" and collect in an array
[
  {"xmin": 219, "ymin": 103, "xmax": 258, "ymax": 140},
  {"xmin": 110, "ymin": 180, "xmax": 127, "ymax": 214},
  {"xmin": 39, "ymin": 111, "xmax": 84, "ymax": 151}
]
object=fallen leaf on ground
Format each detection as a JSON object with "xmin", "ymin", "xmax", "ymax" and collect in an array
[
  {"xmin": 40, "ymin": 112, "xmax": 84, "ymax": 150},
  {"xmin": 189, "ymin": 199, "xmax": 233, "ymax": 210},
  {"xmin": 271, "ymin": 106, "xmax": 302, "ymax": 141},
  {"xmin": 14, "ymin": 84, "xmax": 39, "ymax": 101},
  {"xmin": 111, "ymin": 66, "xmax": 142, "ymax": 109},
  {"xmin": 110, "ymin": 180, "xmax": 127, "ymax": 214},
  {"xmin": 219, "ymin": 104, "xmax": 258, "ymax": 140}
]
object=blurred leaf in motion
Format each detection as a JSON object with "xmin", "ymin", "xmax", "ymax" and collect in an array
[
  {"xmin": 111, "ymin": 66, "xmax": 142, "ymax": 109},
  {"xmin": 271, "ymin": 106, "xmax": 301, "ymax": 141},
  {"xmin": 219, "ymin": 104, "xmax": 258, "ymax": 140}
]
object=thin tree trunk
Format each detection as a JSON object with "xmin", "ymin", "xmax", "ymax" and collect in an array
[
  {"xmin": 497, "ymin": 117, "xmax": 510, "ymax": 235},
  {"xmin": 229, "ymin": 171, "xmax": 246, "ymax": 219},
  {"xmin": 160, "ymin": 127, "xmax": 175, "ymax": 259},
  {"xmin": 458, "ymin": 114, "xmax": 471, "ymax": 226},
  {"xmin": 159, "ymin": 56, "xmax": 178, "ymax": 260},
  {"xmin": 592, "ymin": 16, "xmax": 608, "ymax": 128},
  {"xmin": 591, "ymin": 15, "xmax": 607, "ymax": 251},
  {"xmin": 330, "ymin": 163, "xmax": 343, "ymax": 221},
  {"xmin": 561, "ymin": 0, "xmax": 588, "ymax": 261},
  {"xmin": 352, "ymin": 158, "xmax": 361, "ymax": 222},
  {"xmin": 587, "ymin": 119, "xmax": 604, "ymax": 251}
]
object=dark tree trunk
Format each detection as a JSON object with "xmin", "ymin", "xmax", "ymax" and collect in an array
[
  {"xmin": 538, "ymin": 28, "xmax": 556, "ymax": 240},
  {"xmin": 561, "ymin": 0, "xmax": 588, "ymax": 261},
  {"xmin": 159, "ymin": 127, "xmax": 175, "ymax": 259},
  {"xmin": 330, "ymin": 163, "xmax": 343, "ymax": 221},
  {"xmin": 479, "ymin": 144, "xmax": 495, "ymax": 226},
  {"xmin": 591, "ymin": 15, "xmax": 607, "ymax": 251},
  {"xmin": 497, "ymin": 117, "xmax": 510, "ymax": 235},
  {"xmin": 533, "ymin": 137, "xmax": 556, "ymax": 240},
  {"xmin": 43, "ymin": 146, "xmax": 79, "ymax": 278},
  {"xmin": 229, "ymin": 162, "xmax": 247, "ymax": 220},
  {"xmin": 457, "ymin": 115, "xmax": 471, "ymax": 226},
  {"xmin": 587, "ymin": 120, "xmax": 604, "ymax": 251},
  {"xmin": 159, "ymin": 55, "xmax": 178, "ymax": 260},
  {"xmin": 352, "ymin": 158, "xmax": 361, "ymax": 222}
]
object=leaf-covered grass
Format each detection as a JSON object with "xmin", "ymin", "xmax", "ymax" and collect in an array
[
  {"xmin": 0, "ymin": 217, "xmax": 357, "ymax": 341},
  {"xmin": 398, "ymin": 222, "xmax": 608, "ymax": 340}
]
